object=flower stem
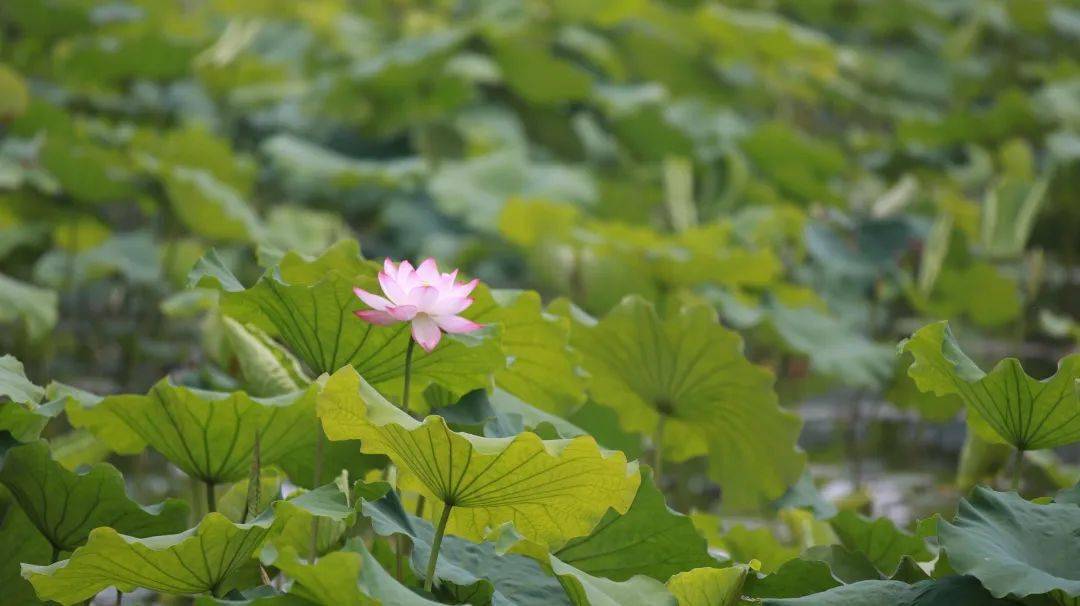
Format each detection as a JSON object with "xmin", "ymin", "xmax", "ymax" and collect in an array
[
  {"xmin": 653, "ymin": 415, "xmax": 666, "ymax": 485},
  {"xmin": 205, "ymin": 480, "xmax": 216, "ymax": 513},
  {"xmin": 1011, "ymin": 448, "xmax": 1024, "ymax": 492},
  {"xmin": 402, "ymin": 338, "xmax": 416, "ymax": 415},
  {"xmin": 424, "ymin": 503, "xmax": 453, "ymax": 593}
]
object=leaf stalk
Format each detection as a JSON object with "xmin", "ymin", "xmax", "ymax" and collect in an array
[{"xmin": 424, "ymin": 503, "xmax": 453, "ymax": 593}]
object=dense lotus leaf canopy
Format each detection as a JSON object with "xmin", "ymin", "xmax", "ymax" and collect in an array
[
  {"xmin": 1, "ymin": 0, "xmax": 1078, "ymax": 603},
  {"xmin": 566, "ymin": 295, "xmax": 804, "ymax": 509},
  {"xmin": 903, "ymin": 321, "xmax": 1080, "ymax": 450},
  {"xmin": 317, "ymin": 365, "xmax": 640, "ymax": 549}
]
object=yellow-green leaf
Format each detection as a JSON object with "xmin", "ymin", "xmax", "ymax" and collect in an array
[
  {"xmin": 666, "ymin": 566, "xmax": 748, "ymax": 606},
  {"xmin": 902, "ymin": 321, "xmax": 1080, "ymax": 450},
  {"xmin": 68, "ymin": 379, "xmax": 320, "ymax": 483},
  {"xmin": 317, "ymin": 365, "xmax": 640, "ymax": 549},
  {"xmin": 23, "ymin": 512, "xmax": 274, "ymax": 605},
  {"xmin": 470, "ymin": 289, "xmax": 586, "ymax": 416}
]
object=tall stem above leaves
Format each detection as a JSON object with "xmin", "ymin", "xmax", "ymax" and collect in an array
[
  {"xmin": 402, "ymin": 338, "xmax": 416, "ymax": 415},
  {"xmin": 394, "ymin": 337, "xmax": 419, "ymax": 578},
  {"xmin": 424, "ymin": 503, "xmax": 453, "ymax": 593}
]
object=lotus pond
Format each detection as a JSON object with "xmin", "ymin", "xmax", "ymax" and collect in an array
[{"xmin": 1, "ymin": 1, "xmax": 1079, "ymax": 605}]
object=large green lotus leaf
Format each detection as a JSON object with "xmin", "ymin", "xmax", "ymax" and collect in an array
[
  {"xmin": 568, "ymin": 296, "xmax": 803, "ymax": 509},
  {"xmin": 470, "ymin": 289, "xmax": 586, "ymax": 417},
  {"xmin": 0, "ymin": 272, "xmax": 57, "ymax": 341},
  {"xmin": 828, "ymin": 511, "xmax": 930, "ymax": 576},
  {"xmin": 902, "ymin": 321, "xmax": 1080, "ymax": 450},
  {"xmin": 938, "ymin": 486, "xmax": 1080, "ymax": 599},
  {"xmin": 0, "ymin": 356, "xmax": 64, "ymax": 441},
  {"xmin": 0, "ymin": 493, "xmax": 52, "ymax": 605},
  {"xmin": 665, "ymin": 566, "xmax": 747, "ymax": 606},
  {"xmin": 761, "ymin": 575, "xmax": 1017, "ymax": 605},
  {"xmin": 267, "ymin": 538, "xmax": 442, "ymax": 606},
  {"xmin": 23, "ymin": 511, "xmax": 275, "ymax": 605},
  {"xmin": 318, "ymin": 365, "xmax": 639, "ymax": 549},
  {"xmin": 362, "ymin": 489, "xmax": 570, "ymax": 605},
  {"xmin": 0, "ymin": 440, "xmax": 189, "ymax": 552},
  {"xmin": 551, "ymin": 556, "xmax": 676, "ymax": 606},
  {"xmin": 554, "ymin": 468, "xmax": 714, "ymax": 581},
  {"xmin": 192, "ymin": 242, "xmax": 504, "ymax": 397},
  {"xmin": 68, "ymin": 379, "xmax": 319, "ymax": 483}
]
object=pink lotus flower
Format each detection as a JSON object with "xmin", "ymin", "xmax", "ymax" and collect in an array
[{"xmin": 353, "ymin": 258, "xmax": 482, "ymax": 352}]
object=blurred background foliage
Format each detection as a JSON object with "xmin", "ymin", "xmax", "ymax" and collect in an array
[{"xmin": 0, "ymin": 0, "xmax": 1078, "ymax": 525}]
